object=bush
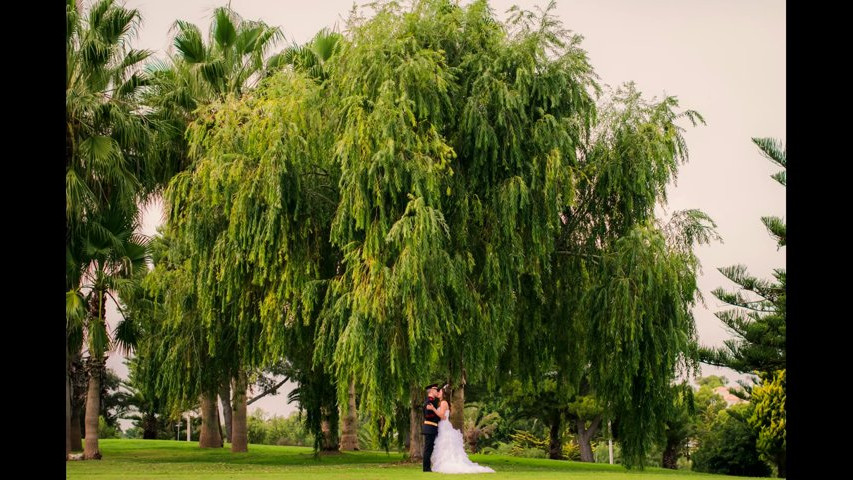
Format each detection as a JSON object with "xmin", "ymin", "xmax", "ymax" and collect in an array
[
  {"xmin": 480, "ymin": 439, "xmax": 545, "ymax": 458},
  {"xmin": 562, "ymin": 439, "xmax": 581, "ymax": 461},
  {"xmin": 266, "ymin": 413, "xmax": 311, "ymax": 446},
  {"xmin": 594, "ymin": 441, "xmax": 621, "ymax": 464},
  {"xmin": 478, "ymin": 431, "xmax": 550, "ymax": 458},
  {"xmin": 691, "ymin": 405, "xmax": 772, "ymax": 477},
  {"xmin": 98, "ymin": 415, "xmax": 121, "ymax": 439},
  {"xmin": 516, "ymin": 446, "xmax": 548, "ymax": 458},
  {"xmin": 247, "ymin": 411, "xmax": 269, "ymax": 445},
  {"xmin": 508, "ymin": 430, "xmax": 548, "ymax": 457},
  {"xmin": 481, "ymin": 441, "xmax": 514, "ymax": 455}
]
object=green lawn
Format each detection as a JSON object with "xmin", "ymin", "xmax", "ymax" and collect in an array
[{"xmin": 66, "ymin": 439, "xmax": 765, "ymax": 479}]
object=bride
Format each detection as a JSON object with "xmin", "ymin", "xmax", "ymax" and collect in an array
[{"xmin": 426, "ymin": 386, "xmax": 495, "ymax": 474}]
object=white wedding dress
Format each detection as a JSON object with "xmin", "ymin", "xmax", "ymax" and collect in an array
[{"xmin": 431, "ymin": 410, "xmax": 495, "ymax": 474}]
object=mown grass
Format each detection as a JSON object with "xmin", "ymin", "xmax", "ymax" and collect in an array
[{"xmin": 65, "ymin": 439, "xmax": 766, "ymax": 479}]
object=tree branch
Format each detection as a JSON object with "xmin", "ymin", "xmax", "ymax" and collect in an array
[{"xmin": 247, "ymin": 378, "xmax": 288, "ymax": 406}]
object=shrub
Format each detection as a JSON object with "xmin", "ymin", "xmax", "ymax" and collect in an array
[
  {"xmin": 691, "ymin": 405, "xmax": 772, "ymax": 477},
  {"xmin": 98, "ymin": 415, "xmax": 121, "ymax": 439},
  {"xmin": 594, "ymin": 441, "xmax": 621, "ymax": 464},
  {"xmin": 562, "ymin": 439, "xmax": 581, "ymax": 461}
]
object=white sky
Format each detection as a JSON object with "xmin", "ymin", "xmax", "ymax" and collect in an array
[{"xmin": 103, "ymin": 0, "xmax": 785, "ymax": 426}]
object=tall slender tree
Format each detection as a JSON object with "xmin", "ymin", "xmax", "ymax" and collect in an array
[
  {"xmin": 134, "ymin": 5, "xmax": 289, "ymax": 452},
  {"xmin": 66, "ymin": 0, "xmax": 163, "ymax": 458},
  {"xmin": 700, "ymin": 138, "xmax": 786, "ymax": 376},
  {"xmin": 700, "ymin": 137, "xmax": 786, "ymax": 477},
  {"xmin": 73, "ymin": 205, "xmax": 149, "ymax": 459}
]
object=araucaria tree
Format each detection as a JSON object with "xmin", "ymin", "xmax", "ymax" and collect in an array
[
  {"xmin": 700, "ymin": 137, "xmax": 786, "ymax": 476},
  {"xmin": 700, "ymin": 138, "xmax": 786, "ymax": 377},
  {"xmin": 164, "ymin": 0, "xmax": 715, "ymax": 466}
]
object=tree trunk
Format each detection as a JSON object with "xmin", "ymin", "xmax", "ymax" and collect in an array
[
  {"xmin": 217, "ymin": 404, "xmax": 224, "ymax": 447},
  {"xmin": 450, "ymin": 382, "xmax": 465, "ymax": 431},
  {"xmin": 231, "ymin": 369, "xmax": 249, "ymax": 452},
  {"xmin": 219, "ymin": 376, "xmax": 233, "ymax": 443},
  {"xmin": 199, "ymin": 391, "xmax": 222, "ymax": 448},
  {"xmin": 576, "ymin": 415, "xmax": 602, "ymax": 463},
  {"xmin": 70, "ymin": 406, "xmax": 83, "ymax": 450},
  {"xmin": 70, "ymin": 353, "xmax": 85, "ymax": 451},
  {"xmin": 662, "ymin": 441, "xmax": 678, "ymax": 469},
  {"xmin": 408, "ymin": 384, "xmax": 424, "ymax": 461},
  {"xmin": 320, "ymin": 418, "xmax": 333, "ymax": 449},
  {"xmin": 66, "ymin": 338, "xmax": 72, "ymax": 460},
  {"xmin": 83, "ymin": 357, "xmax": 103, "ymax": 460},
  {"xmin": 549, "ymin": 413, "xmax": 564, "ymax": 460},
  {"xmin": 775, "ymin": 451, "xmax": 786, "ymax": 478},
  {"xmin": 319, "ymin": 405, "xmax": 339, "ymax": 451},
  {"xmin": 339, "ymin": 378, "xmax": 359, "ymax": 451},
  {"xmin": 142, "ymin": 413, "xmax": 158, "ymax": 439}
]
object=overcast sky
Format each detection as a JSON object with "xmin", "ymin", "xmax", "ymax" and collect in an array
[{"xmin": 104, "ymin": 0, "xmax": 785, "ymax": 425}]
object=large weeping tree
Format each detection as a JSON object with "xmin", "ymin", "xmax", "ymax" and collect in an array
[
  {"xmin": 131, "ymin": 227, "xmax": 229, "ymax": 449},
  {"xmin": 314, "ymin": 3, "xmax": 601, "ymax": 462},
  {"xmin": 171, "ymin": 0, "xmax": 714, "ymax": 465}
]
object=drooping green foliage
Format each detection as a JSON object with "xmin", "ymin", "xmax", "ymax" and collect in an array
[
  {"xmin": 133, "ymin": 228, "xmax": 231, "ymax": 415},
  {"xmin": 132, "ymin": 6, "xmax": 296, "ymax": 437},
  {"xmin": 123, "ymin": 357, "xmax": 175, "ymax": 440},
  {"xmin": 165, "ymin": 0, "xmax": 714, "ymax": 466}
]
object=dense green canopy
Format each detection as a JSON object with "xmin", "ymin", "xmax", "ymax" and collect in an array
[{"xmin": 164, "ymin": 0, "xmax": 715, "ymax": 466}]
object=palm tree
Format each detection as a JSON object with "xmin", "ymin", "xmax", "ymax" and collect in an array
[
  {"xmin": 267, "ymin": 28, "xmax": 344, "ymax": 82},
  {"xmin": 66, "ymin": 0, "xmax": 156, "ymax": 239},
  {"xmin": 462, "ymin": 403, "xmax": 500, "ymax": 453},
  {"xmin": 169, "ymin": 6, "xmax": 283, "ymax": 98},
  {"xmin": 70, "ymin": 205, "xmax": 149, "ymax": 459},
  {"xmin": 66, "ymin": 0, "xmax": 156, "ymax": 459}
]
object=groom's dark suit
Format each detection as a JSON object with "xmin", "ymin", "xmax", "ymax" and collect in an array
[{"xmin": 422, "ymin": 393, "xmax": 441, "ymax": 471}]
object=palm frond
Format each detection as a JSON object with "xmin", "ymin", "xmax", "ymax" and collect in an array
[
  {"xmin": 235, "ymin": 25, "xmax": 263, "ymax": 55},
  {"xmin": 212, "ymin": 7, "xmax": 238, "ymax": 49},
  {"xmin": 311, "ymin": 29, "xmax": 343, "ymax": 62},
  {"xmin": 113, "ymin": 316, "xmax": 140, "ymax": 355},
  {"xmin": 67, "ymin": 289, "xmax": 87, "ymax": 329},
  {"xmin": 172, "ymin": 20, "xmax": 207, "ymax": 64}
]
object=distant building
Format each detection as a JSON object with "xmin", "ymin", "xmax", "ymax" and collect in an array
[{"xmin": 713, "ymin": 386, "xmax": 745, "ymax": 406}]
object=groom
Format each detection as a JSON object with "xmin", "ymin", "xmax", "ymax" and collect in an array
[{"xmin": 422, "ymin": 383, "xmax": 441, "ymax": 472}]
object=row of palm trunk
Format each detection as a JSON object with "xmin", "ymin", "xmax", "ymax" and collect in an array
[
  {"xmin": 66, "ymin": 366, "xmax": 603, "ymax": 462},
  {"xmin": 66, "ymin": 371, "xmax": 362, "ymax": 458},
  {"xmin": 198, "ymin": 370, "xmax": 249, "ymax": 451},
  {"xmin": 198, "ymin": 374, "xmax": 363, "ymax": 451}
]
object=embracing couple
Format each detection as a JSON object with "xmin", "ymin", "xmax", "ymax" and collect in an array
[{"xmin": 421, "ymin": 383, "xmax": 495, "ymax": 474}]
